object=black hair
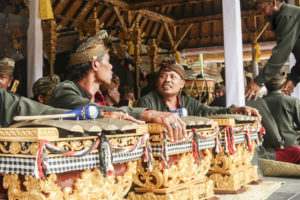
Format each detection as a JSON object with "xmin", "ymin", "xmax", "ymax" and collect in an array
[
  {"xmin": 66, "ymin": 61, "xmax": 92, "ymax": 81},
  {"xmin": 120, "ymin": 86, "xmax": 134, "ymax": 99},
  {"xmin": 265, "ymin": 82, "xmax": 282, "ymax": 92}
]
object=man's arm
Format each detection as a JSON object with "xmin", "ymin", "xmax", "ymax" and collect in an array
[
  {"xmin": 0, "ymin": 89, "xmax": 68, "ymax": 127},
  {"xmin": 255, "ymin": 15, "xmax": 300, "ymax": 86}
]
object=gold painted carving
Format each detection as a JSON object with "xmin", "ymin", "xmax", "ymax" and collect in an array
[
  {"xmin": 42, "ymin": 19, "xmax": 60, "ymax": 75},
  {"xmin": 109, "ymin": 136, "xmax": 140, "ymax": 147},
  {"xmin": 3, "ymin": 161, "xmax": 137, "ymax": 200},
  {"xmin": 0, "ymin": 128, "xmax": 58, "ymax": 140},
  {"xmin": 128, "ymin": 179, "xmax": 214, "ymax": 200},
  {"xmin": 133, "ymin": 150, "xmax": 212, "ymax": 190},
  {"xmin": 78, "ymin": 7, "xmax": 104, "ymax": 40},
  {"xmin": 210, "ymin": 142, "xmax": 256, "ymax": 171}
]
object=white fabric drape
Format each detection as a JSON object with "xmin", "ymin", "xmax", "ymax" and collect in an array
[
  {"xmin": 222, "ymin": 0, "xmax": 245, "ymax": 107},
  {"xmin": 27, "ymin": 0, "xmax": 43, "ymax": 97}
]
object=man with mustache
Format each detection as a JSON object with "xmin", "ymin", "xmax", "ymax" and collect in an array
[
  {"xmin": 246, "ymin": 0, "xmax": 300, "ymax": 99},
  {"xmin": 137, "ymin": 59, "xmax": 261, "ymax": 136}
]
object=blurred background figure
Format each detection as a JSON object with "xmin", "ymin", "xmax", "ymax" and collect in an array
[
  {"xmin": 118, "ymin": 85, "xmax": 136, "ymax": 107},
  {"xmin": 214, "ymin": 83, "xmax": 226, "ymax": 98},
  {"xmin": 32, "ymin": 74, "xmax": 60, "ymax": 104},
  {"xmin": 100, "ymin": 74, "xmax": 120, "ymax": 106},
  {"xmin": 141, "ymin": 72, "xmax": 157, "ymax": 97},
  {"xmin": 209, "ymin": 83, "xmax": 226, "ymax": 107},
  {"xmin": 0, "ymin": 57, "xmax": 15, "ymax": 90}
]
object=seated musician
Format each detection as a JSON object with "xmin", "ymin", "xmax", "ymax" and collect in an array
[
  {"xmin": 209, "ymin": 83, "xmax": 226, "ymax": 107},
  {"xmin": 32, "ymin": 74, "xmax": 60, "ymax": 104},
  {"xmin": 119, "ymin": 85, "xmax": 136, "ymax": 106},
  {"xmin": 47, "ymin": 30, "xmax": 186, "ymax": 141},
  {"xmin": 100, "ymin": 74, "xmax": 120, "ymax": 106},
  {"xmin": 0, "ymin": 58, "xmax": 15, "ymax": 90},
  {"xmin": 137, "ymin": 59, "xmax": 261, "ymax": 123},
  {"xmin": 261, "ymin": 73, "xmax": 300, "ymax": 164}
]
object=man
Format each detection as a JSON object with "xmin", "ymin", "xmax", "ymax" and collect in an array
[
  {"xmin": 246, "ymin": 0, "xmax": 300, "ymax": 99},
  {"xmin": 0, "ymin": 58, "xmax": 15, "ymax": 90},
  {"xmin": 48, "ymin": 30, "xmax": 186, "ymax": 142},
  {"xmin": 262, "ymin": 74, "xmax": 300, "ymax": 163},
  {"xmin": 32, "ymin": 74, "xmax": 60, "ymax": 104},
  {"xmin": 100, "ymin": 74, "xmax": 121, "ymax": 106},
  {"xmin": 209, "ymin": 83, "xmax": 226, "ymax": 107},
  {"xmin": 138, "ymin": 59, "xmax": 261, "ymax": 120}
]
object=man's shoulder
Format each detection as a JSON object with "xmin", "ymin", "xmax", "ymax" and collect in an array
[
  {"xmin": 279, "ymin": 4, "xmax": 300, "ymax": 18},
  {"xmin": 140, "ymin": 91, "xmax": 159, "ymax": 100}
]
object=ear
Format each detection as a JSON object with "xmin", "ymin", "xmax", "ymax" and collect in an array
[
  {"xmin": 91, "ymin": 57, "xmax": 98, "ymax": 71},
  {"xmin": 179, "ymin": 79, "xmax": 185, "ymax": 89},
  {"xmin": 37, "ymin": 95, "xmax": 45, "ymax": 104}
]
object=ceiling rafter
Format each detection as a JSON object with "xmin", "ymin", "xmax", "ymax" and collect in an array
[
  {"xmin": 175, "ymin": 10, "xmax": 261, "ymax": 25},
  {"xmin": 101, "ymin": 0, "xmax": 174, "ymax": 24},
  {"xmin": 128, "ymin": 0, "xmax": 212, "ymax": 10}
]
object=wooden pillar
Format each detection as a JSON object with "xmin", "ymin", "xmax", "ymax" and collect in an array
[
  {"xmin": 132, "ymin": 22, "xmax": 141, "ymax": 99},
  {"xmin": 149, "ymin": 39, "xmax": 158, "ymax": 73},
  {"xmin": 222, "ymin": 0, "xmax": 245, "ymax": 107},
  {"xmin": 27, "ymin": 0, "xmax": 43, "ymax": 97}
]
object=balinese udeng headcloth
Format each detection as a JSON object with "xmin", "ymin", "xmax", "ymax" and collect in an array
[
  {"xmin": 159, "ymin": 59, "xmax": 185, "ymax": 79},
  {"xmin": 69, "ymin": 30, "xmax": 112, "ymax": 67},
  {"xmin": 0, "ymin": 57, "xmax": 15, "ymax": 76}
]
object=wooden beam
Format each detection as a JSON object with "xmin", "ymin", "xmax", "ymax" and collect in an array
[
  {"xmin": 128, "ymin": 0, "xmax": 210, "ymax": 10},
  {"xmin": 138, "ymin": 9, "xmax": 174, "ymax": 24},
  {"xmin": 72, "ymin": 1, "xmax": 96, "ymax": 27},
  {"xmin": 60, "ymin": 0, "xmax": 84, "ymax": 27},
  {"xmin": 54, "ymin": 0, "xmax": 70, "ymax": 15},
  {"xmin": 174, "ymin": 23, "xmax": 193, "ymax": 49},
  {"xmin": 175, "ymin": 10, "xmax": 261, "ymax": 25},
  {"xmin": 163, "ymin": 22, "xmax": 174, "ymax": 49},
  {"xmin": 113, "ymin": 7, "xmax": 128, "ymax": 31},
  {"xmin": 130, "ymin": 12, "xmax": 142, "ymax": 29},
  {"xmin": 101, "ymin": 0, "xmax": 128, "ymax": 9}
]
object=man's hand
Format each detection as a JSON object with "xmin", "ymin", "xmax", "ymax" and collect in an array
[
  {"xmin": 101, "ymin": 111, "xmax": 145, "ymax": 124},
  {"xmin": 230, "ymin": 106, "xmax": 262, "ymax": 122},
  {"xmin": 281, "ymin": 80, "xmax": 295, "ymax": 95},
  {"xmin": 245, "ymin": 80, "xmax": 261, "ymax": 101},
  {"xmin": 141, "ymin": 110, "xmax": 187, "ymax": 143}
]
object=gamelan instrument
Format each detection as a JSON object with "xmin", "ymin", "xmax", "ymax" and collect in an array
[
  {"xmin": 181, "ymin": 79, "xmax": 216, "ymax": 104},
  {"xmin": 0, "ymin": 118, "xmax": 149, "ymax": 200},
  {"xmin": 206, "ymin": 114, "xmax": 265, "ymax": 194},
  {"xmin": 129, "ymin": 116, "xmax": 219, "ymax": 200}
]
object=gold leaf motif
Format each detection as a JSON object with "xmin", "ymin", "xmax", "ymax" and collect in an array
[{"xmin": 9, "ymin": 142, "xmax": 21, "ymax": 154}]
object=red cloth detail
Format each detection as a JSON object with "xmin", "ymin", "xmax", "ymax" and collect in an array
[
  {"xmin": 78, "ymin": 82, "xmax": 106, "ymax": 105},
  {"xmin": 275, "ymin": 146, "xmax": 300, "ymax": 164}
]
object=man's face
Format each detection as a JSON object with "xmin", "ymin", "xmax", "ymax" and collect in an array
[
  {"xmin": 157, "ymin": 69, "xmax": 185, "ymax": 98},
  {"xmin": 215, "ymin": 89, "xmax": 224, "ymax": 98},
  {"xmin": 94, "ymin": 53, "xmax": 113, "ymax": 85},
  {"xmin": 0, "ymin": 72, "xmax": 13, "ymax": 90},
  {"xmin": 259, "ymin": 1, "xmax": 279, "ymax": 17}
]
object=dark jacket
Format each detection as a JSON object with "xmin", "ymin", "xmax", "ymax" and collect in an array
[
  {"xmin": 137, "ymin": 90, "xmax": 230, "ymax": 117},
  {"xmin": 48, "ymin": 80, "xmax": 146, "ymax": 119},
  {"xmin": 0, "ymin": 88, "xmax": 68, "ymax": 127},
  {"xmin": 255, "ymin": 4, "xmax": 300, "ymax": 86},
  {"xmin": 264, "ymin": 91, "xmax": 300, "ymax": 148}
]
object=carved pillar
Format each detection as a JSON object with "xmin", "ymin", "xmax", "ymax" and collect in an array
[
  {"xmin": 148, "ymin": 39, "xmax": 158, "ymax": 73},
  {"xmin": 132, "ymin": 22, "xmax": 142, "ymax": 99},
  {"xmin": 42, "ymin": 19, "xmax": 58, "ymax": 75}
]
